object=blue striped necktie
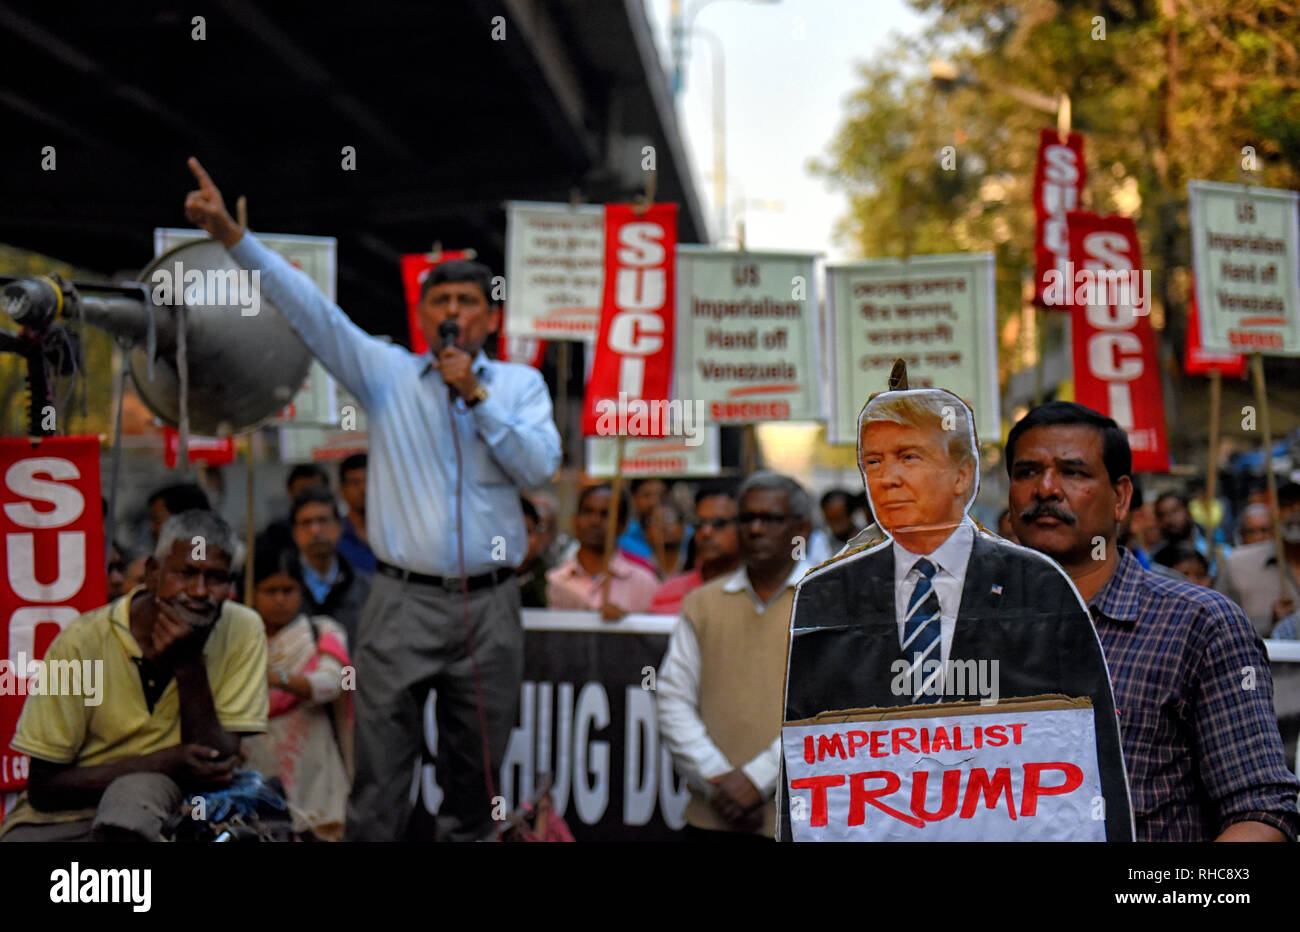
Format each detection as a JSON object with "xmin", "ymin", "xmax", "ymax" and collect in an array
[{"xmin": 900, "ymin": 558, "xmax": 942, "ymax": 703}]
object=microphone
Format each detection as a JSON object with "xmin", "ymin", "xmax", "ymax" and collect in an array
[
  {"xmin": 437, "ymin": 319, "xmax": 462, "ymax": 399},
  {"xmin": 437, "ymin": 319, "xmax": 460, "ymax": 351}
]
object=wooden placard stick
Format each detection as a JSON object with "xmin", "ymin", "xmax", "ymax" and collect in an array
[
  {"xmin": 1203, "ymin": 368, "xmax": 1222, "ymax": 569},
  {"xmin": 599, "ymin": 434, "xmax": 627, "ymax": 616},
  {"xmin": 233, "ymin": 194, "xmax": 258, "ymax": 605},
  {"xmin": 1250, "ymin": 354, "xmax": 1296, "ymax": 600},
  {"xmin": 244, "ymin": 436, "xmax": 256, "ymax": 605},
  {"xmin": 633, "ymin": 168, "xmax": 657, "ymax": 217}
]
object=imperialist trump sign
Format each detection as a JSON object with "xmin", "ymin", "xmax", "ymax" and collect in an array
[{"xmin": 783, "ymin": 698, "xmax": 1107, "ymax": 842}]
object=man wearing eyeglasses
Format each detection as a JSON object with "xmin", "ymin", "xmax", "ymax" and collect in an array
[
  {"xmin": 657, "ymin": 471, "xmax": 813, "ymax": 839},
  {"xmin": 650, "ymin": 484, "xmax": 742, "ymax": 615},
  {"xmin": 289, "ymin": 485, "xmax": 371, "ymax": 651}
]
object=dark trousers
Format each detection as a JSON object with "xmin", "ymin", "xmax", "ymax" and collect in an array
[{"xmin": 344, "ymin": 572, "xmax": 523, "ymax": 842}]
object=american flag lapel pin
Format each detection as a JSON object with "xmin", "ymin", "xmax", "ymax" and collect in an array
[{"xmin": 990, "ymin": 584, "xmax": 1003, "ymax": 596}]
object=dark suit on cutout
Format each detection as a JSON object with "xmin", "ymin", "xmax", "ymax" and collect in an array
[{"xmin": 781, "ymin": 530, "xmax": 1134, "ymax": 842}]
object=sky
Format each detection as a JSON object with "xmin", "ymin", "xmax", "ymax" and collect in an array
[{"xmin": 645, "ymin": 0, "xmax": 931, "ymax": 260}]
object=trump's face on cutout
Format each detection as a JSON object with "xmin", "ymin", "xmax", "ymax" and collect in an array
[{"xmin": 861, "ymin": 419, "xmax": 974, "ymax": 545}]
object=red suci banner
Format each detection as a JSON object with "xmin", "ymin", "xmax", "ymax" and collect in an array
[
  {"xmin": 581, "ymin": 203, "xmax": 678, "ymax": 436},
  {"xmin": 1066, "ymin": 212, "xmax": 1170, "ymax": 472},
  {"xmin": 498, "ymin": 312, "xmax": 547, "ymax": 369},
  {"xmin": 400, "ymin": 250, "xmax": 476, "ymax": 355},
  {"xmin": 162, "ymin": 426, "xmax": 236, "ymax": 469},
  {"xmin": 1184, "ymin": 278, "xmax": 1247, "ymax": 378},
  {"xmin": 1034, "ymin": 128, "xmax": 1087, "ymax": 308},
  {"xmin": 0, "ymin": 436, "xmax": 106, "ymax": 793}
]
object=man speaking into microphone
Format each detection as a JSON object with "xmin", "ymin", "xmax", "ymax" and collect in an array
[{"xmin": 182, "ymin": 158, "xmax": 561, "ymax": 841}]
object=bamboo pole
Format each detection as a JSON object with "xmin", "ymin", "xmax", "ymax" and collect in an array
[
  {"xmin": 236, "ymin": 194, "xmax": 256, "ymax": 604},
  {"xmin": 1251, "ymin": 354, "xmax": 1295, "ymax": 601},
  {"xmin": 244, "ymin": 438, "xmax": 256, "ymax": 605},
  {"xmin": 599, "ymin": 435, "xmax": 627, "ymax": 616},
  {"xmin": 1203, "ymin": 368, "xmax": 1222, "ymax": 569},
  {"xmin": 743, "ymin": 423, "xmax": 758, "ymax": 475}
]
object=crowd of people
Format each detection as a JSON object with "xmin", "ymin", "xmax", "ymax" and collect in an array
[
  {"xmin": 10, "ymin": 420, "xmax": 1297, "ymax": 843},
  {"xmin": 2, "ymin": 161, "xmax": 1293, "ymax": 844}
]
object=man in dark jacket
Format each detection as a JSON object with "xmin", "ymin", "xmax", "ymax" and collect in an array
[{"xmin": 290, "ymin": 485, "xmax": 371, "ymax": 649}]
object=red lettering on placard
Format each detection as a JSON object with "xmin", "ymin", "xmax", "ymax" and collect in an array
[
  {"xmin": 816, "ymin": 732, "xmax": 847, "ymax": 762},
  {"xmin": 910, "ymin": 769, "xmax": 961, "ymax": 822},
  {"xmin": 789, "ymin": 757, "xmax": 1091, "ymax": 831},
  {"xmin": 931, "ymin": 726, "xmax": 952, "ymax": 752},
  {"xmin": 892, "ymin": 727, "xmax": 918, "ymax": 755},
  {"xmin": 848, "ymin": 771, "xmax": 925, "ymax": 829},
  {"xmin": 709, "ymin": 401, "xmax": 791, "ymax": 421},
  {"xmin": 960, "ymin": 767, "xmax": 1018, "ymax": 820},
  {"xmin": 1229, "ymin": 330, "xmax": 1283, "ymax": 349},
  {"xmin": 789, "ymin": 774, "xmax": 845, "ymax": 827},
  {"xmin": 1020, "ymin": 762, "xmax": 1084, "ymax": 817}
]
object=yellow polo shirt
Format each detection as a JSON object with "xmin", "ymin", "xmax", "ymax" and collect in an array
[{"xmin": 0, "ymin": 588, "xmax": 268, "ymax": 834}]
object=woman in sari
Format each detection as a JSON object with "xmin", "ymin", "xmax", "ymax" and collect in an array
[{"xmin": 243, "ymin": 546, "xmax": 353, "ymax": 841}]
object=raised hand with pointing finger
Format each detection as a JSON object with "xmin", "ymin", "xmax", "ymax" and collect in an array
[{"xmin": 184, "ymin": 157, "xmax": 244, "ymax": 248}]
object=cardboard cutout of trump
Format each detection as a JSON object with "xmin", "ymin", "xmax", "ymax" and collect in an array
[{"xmin": 780, "ymin": 384, "xmax": 1133, "ymax": 841}]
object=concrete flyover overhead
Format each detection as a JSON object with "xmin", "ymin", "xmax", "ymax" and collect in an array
[{"xmin": 0, "ymin": 0, "xmax": 708, "ymax": 344}]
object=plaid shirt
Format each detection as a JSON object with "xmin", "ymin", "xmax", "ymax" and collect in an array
[{"xmin": 1090, "ymin": 548, "xmax": 1299, "ymax": 841}]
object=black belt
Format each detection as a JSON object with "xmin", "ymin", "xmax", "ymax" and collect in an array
[{"xmin": 376, "ymin": 560, "xmax": 513, "ymax": 592}]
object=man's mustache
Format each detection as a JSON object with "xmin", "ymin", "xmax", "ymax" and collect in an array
[
  {"xmin": 1020, "ymin": 502, "xmax": 1076, "ymax": 524},
  {"xmin": 167, "ymin": 597, "xmax": 218, "ymax": 626}
]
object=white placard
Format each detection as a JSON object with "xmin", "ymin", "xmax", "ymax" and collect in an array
[
  {"xmin": 783, "ymin": 705, "xmax": 1105, "ymax": 842},
  {"xmin": 674, "ymin": 247, "xmax": 822, "ymax": 424},
  {"xmin": 1189, "ymin": 180, "xmax": 1300, "ymax": 355},
  {"xmin": 586, "ymin": 429, "xmax": 721, "ymax": 478},
  {"xmin": 825, "ymin": 253, "xmax": 999, "ymax": 445},
  {"xmin": 505, "ymin": 201, "xmax": 605, "ymax": 342}
]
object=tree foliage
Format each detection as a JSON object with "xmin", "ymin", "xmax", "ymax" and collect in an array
[{"xmin": 813, "ymin": 0, "xmax": 1300, "ymax": 401}]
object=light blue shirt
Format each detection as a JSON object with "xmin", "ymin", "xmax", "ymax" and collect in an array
[
  {"xmin": 229, "ymin": 233, "xmax": 562, "ymax": 576},
  {"xmin": 300, "ymin": 555, "xmax": 340, "ymax": 604}
]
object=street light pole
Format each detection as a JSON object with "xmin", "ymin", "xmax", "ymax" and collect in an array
[
  {"xmin": 694, "ymin": 27, "xmax": 726, "ymax": 242},
  {"xmin": 671, "ymin": 0, "xmax": 778, "ymax": 97}
]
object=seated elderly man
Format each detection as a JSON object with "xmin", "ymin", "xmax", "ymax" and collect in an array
[{"xmin": 0, "ymin": 510, "xmax": 268, "ymax": 842}]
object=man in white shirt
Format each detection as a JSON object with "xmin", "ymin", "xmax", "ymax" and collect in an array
[{"xmin": 657, "ymin": 471, "xmax": 812, "ymax": 839}]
